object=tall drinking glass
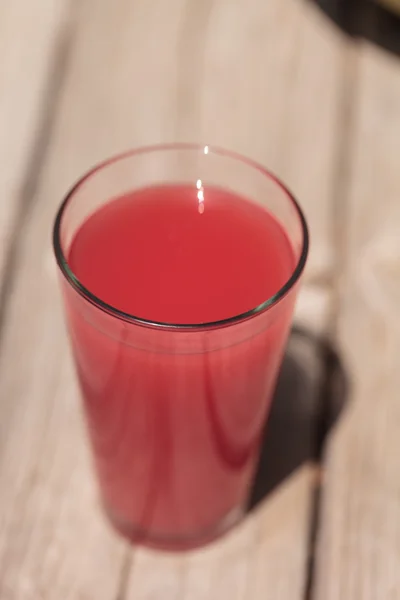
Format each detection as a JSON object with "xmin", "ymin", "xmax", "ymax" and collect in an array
[{"xmin": 53, "ymin": 144, "xmax": 309, "ymax": 550}]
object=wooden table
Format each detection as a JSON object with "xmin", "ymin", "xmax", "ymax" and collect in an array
[{"xmin": 1, "ymin": 1, "xmax": 399, "ymax": 598}]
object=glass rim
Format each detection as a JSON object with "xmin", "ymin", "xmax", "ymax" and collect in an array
[{"xmin": 53, "ymin": 143, "xmax": 309, "ymax": 331}]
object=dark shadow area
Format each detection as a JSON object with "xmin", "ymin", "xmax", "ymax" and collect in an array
[
  {"xmin": 309, "ymin": 0, "xmax": 400, "ymax": 56},
  {"xmin": 249, "ymin": 325, "xmax": 349, "ymax": 510}
]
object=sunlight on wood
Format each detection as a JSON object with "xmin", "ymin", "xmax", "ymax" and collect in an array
[
  {"xmin": 314, "ymin": 43, "xmax": 400, "ymax": 600},
  {"xmin": 125, "ymin": 466, "xmax": 316, "ymax": 600}
]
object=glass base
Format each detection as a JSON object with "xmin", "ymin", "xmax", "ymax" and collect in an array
[{"xmin": 104, "ymin": 504, "xmax": 244, "ymax": 552}]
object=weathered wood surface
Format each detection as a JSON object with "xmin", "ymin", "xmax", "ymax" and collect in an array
[
  {"xmin": 0, "ymin": 0, "xmax": 72, "ymax": 287},
  {"xmin": 0, "ymin": 0, "xmax": 354, "ymax": 597},
  {"xmin": 314, "ymin": 43, "xmax": 400, "ymax": 599}
]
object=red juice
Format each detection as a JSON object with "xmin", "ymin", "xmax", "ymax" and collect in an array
[{"xmin": 64, "ymin": 184, "xmax": 297, "ymax": 546}]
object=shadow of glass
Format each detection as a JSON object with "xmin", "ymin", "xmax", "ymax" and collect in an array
[
  {"xmin": 249, "ymin": 325, "xmax": 348, "ymax": 511},
  {"xmin": 309, "ymin": 0, "xmax": 400, "ymax": 56}
]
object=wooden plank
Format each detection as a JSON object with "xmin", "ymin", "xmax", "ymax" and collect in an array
[
  {"xmin": 277, "ymin": 2, "xmax": 343, "ymax": 286},
  {"xmin": 0, "ymin": 1, "xmax": 133, "ymax": 598},
  {"xmin": 314, "ymin": 44, "xmax": 400, "ymax": 599},
  {"xmin": 120, "ymin": 0, "xmax": 343, "ymax": 598},
  {"xmin": 198, "ymin": 0, "xmax": 344, "ymax": 284},
  {"xmin": 0, "ymin": 0, "xmax": 72, "ymax": 287},
  {"xmin": 0, "ymin": 0, "xmax": 342, "ymax": 597}
]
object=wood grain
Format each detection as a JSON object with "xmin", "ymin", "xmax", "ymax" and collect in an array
[
  {"xmin": 314, "ymin": 43, "xmax": 400, "ymax": 599},
  {"xmin": 0, "ymin": 0, "xmax": 72, "ymax": 288},
  {"xmin": 0, "ymin": 0, "xmax": 341, "ymax": 597}
]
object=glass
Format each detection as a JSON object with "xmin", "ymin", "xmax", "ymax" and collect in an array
[{"xmin": 53, "ymin": 144, "xmax": 309, "ymax": 550}]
